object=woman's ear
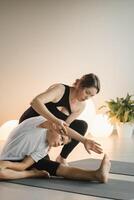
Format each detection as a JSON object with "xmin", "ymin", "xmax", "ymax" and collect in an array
[{"xmin": 73, "ymin": 79, "xmax": 80, "ymax": 87}]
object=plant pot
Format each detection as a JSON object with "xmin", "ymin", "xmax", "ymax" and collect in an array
[{"xmin": 116, "ymin": 123, "xmax": 134, "ymax": 138}]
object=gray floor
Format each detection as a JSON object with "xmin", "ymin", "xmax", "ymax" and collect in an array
[{"xmin": 0, "ymin": 131, "xmax": 134, "ymax": 200}]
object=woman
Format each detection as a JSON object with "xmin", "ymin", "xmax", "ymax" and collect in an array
[
  {"xmin": 19, "ymin": 73, "xmax": 100, "ymax": 164},
  {"xmin": 0, "ymin": 115, "xmax": 111, "ymax": 183}
]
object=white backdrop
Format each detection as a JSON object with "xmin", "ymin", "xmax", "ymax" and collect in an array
[{"xmin": 0, "ymin": 0, "xmax": 134, "ymax": 125}]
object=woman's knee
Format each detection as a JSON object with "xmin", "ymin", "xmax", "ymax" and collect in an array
[{"xmin": 70, "ymin": 120, "xmax": 88, "ymax": 135}]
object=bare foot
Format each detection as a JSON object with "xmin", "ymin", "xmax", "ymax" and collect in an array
[
  {"xmin": 96, "ymin": 154, "xmax": 111, "ymax": 183},
  {"xmin": 56, "ymin": 155, "xmax": 69, "ymax": 166},
  {"xmin": 31, "ymin": 168, "xmax": 50, "ymax": 178}
]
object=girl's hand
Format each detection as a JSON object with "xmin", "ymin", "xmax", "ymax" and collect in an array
[{"xmin": 84, "ymin": 139, "xmax": 103, "ymax": 154}]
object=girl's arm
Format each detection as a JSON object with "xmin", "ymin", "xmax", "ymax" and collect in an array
[{"xmin": 0, "ymin": 156, "xmax": 35, "ymax": 171}]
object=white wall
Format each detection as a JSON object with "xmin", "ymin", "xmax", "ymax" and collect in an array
[{"xmin": 0, "ymin": 0, "xmax": 134, "ymax": 125}]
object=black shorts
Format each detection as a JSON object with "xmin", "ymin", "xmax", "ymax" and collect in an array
[{"xmin": 31, "ymin": 157, "xmax": 60, "ymax": 176}]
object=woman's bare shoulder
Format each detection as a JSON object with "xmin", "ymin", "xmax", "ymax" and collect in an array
[
  {"xmin": 47, "ymin": 83, "xmax": 65, "ymax": 91},
  {"xmin": 40, "ymin": 83, "xmax": 66, "ymax": 102}
]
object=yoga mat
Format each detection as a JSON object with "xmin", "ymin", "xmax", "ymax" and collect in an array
[
  {"xmin": 8, "ymin": 177, "xmax": 134, "ymax": 200},
  {"xmin": 70, "ymin": 159, "xmax": 134, "ymax": 176}
]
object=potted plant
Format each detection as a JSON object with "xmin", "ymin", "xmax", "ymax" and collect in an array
[{"xmin": 100, "ymin": 93, "xmax": 134, "ymax": 138}]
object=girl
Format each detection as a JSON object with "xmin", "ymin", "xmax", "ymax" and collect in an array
[{"xmin": 0, "ymin": 116, "xmax": 111, "ymax": 183}]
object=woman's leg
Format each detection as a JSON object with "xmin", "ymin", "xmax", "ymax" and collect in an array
[
  {"xmin": 57, "ymin": 119, "xmax": 88, "ymax": 164},
  {"xmin": 19, "ymin": 107, "xmax": 38, "ymax": 123},
  {"xmin": 56, "ymin": 154, "xmax": 111, "ymax": 183}
]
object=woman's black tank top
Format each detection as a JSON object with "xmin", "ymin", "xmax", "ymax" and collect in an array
[{"xmin": 19, "ymin": 85, "xmax": 71, "ymax": 123}]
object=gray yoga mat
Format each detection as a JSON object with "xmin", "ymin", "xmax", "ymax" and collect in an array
[
  {"xmin": 70, "ymin": 159, "xmax": 134, "ymax": 176},
  {"xmin": 8, "ymin": 177, "xmax": 134, "ymax": 200}
]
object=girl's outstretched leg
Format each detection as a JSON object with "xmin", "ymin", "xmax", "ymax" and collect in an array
[{"xmin": 56, "ymin": 154, "xmax": 111, "ymax": 183}]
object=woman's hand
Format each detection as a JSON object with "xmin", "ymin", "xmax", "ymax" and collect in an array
[
  {"xmin": 52, "ymin": 119, "xmax": 68, "ymax": 136},
  {"xmin": 84, "ymin": 139, "xmax": 103, "ymax": 154},
  {"xmin": 38, "ymin": 120, "xmax": 68, "ymax": 136}
]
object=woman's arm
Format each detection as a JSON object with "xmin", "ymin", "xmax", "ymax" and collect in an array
[
  {"xmin": 66, "ymin": 126, "xmax": 103, "ymax": 154},
  {"xmin": 31, "ymin": 84, "xmax": 67, "ymax": 134},
  {"xmin": 0, "ymin": 156, "xmax": 35, "ymax": 171},
  {"xmin": 31, "ymin": 84, "xmax": 64, "ymax": 123}
]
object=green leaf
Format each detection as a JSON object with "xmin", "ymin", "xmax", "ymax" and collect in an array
[{"xmin": 100, "ymin": 93, "xmax": 134, "ymax": 123}]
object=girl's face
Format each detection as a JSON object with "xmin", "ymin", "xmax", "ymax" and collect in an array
[
  {"xmin": 47, "ymin": 129, "xmax": 70, "ymax": 147},
  {"xmin": 76, "ymin": 86, "xmax": 97, "ymax": 101}
]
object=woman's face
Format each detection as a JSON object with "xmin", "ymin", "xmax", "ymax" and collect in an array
[{"xmin": 76, "ymin": 86, "xmax": 97, "ymax": 101}]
